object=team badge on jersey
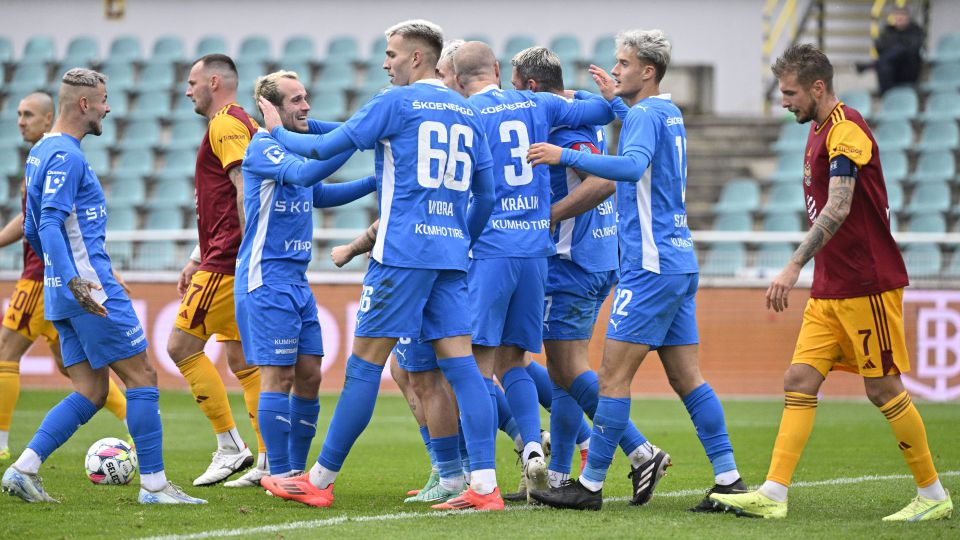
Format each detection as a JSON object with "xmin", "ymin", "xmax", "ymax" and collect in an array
[{"xmin": 803, "ymin": 161, "xmax": 812, "ymax": 186}]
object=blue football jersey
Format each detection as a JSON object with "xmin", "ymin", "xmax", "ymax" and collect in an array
[
  {"xmin": 468, "ymin": 87, "xmax": 612, "ymax": 259},
  {"xmin": 23, "ymin": 133, "xmax": 125, "ymax": 320},
  {"xmin": 340, "ymin": 80, "xmax": 493, "ymax": 271},
  {"xmin": 548, "ymin": 125, "xmax": 618, "ymax": 273},
  {"xmin": 236, "ymin": 131, "xmax": 319, "ymax": 293},
  {"xmin": 616, "ymin": 94, "xmax": 697, "ymax": 274}
]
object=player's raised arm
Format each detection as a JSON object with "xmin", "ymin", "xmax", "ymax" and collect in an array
[
  {"xmin": 261, "ymin": 97, "xmax": 357, "ymax": 160},
  {"xmin": 546, "ymin": 90, "xmax": 615, "ymax": 129},
  {"xmin": 312, "ymin": 175, "xmax": 377, "ymax": 208},
  {"xmin": 588, "ymin": 65, "xmax": 631, "ymax": 119}
]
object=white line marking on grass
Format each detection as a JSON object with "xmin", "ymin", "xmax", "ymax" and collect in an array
[{"xmin": 141, "ymin": 470, "xmax": 960, "ymax": 540}]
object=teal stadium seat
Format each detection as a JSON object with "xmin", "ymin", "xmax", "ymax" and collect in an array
[
  {"xmin": 320, "ymin": 61, "xmax": 356, "ymax": 91},
  {"xmin": 8, "ymin": 62, "xmax": 49, "ymax": 95},
  {"xmin": 82, "ymin": 117, "xmax": 117, "ymax": 151},
  {"xmin": 887, "ymin": 180, "xmax": 904, "ymax": 212},
  {"xmin": 839, "ymin": 90, "xmax": 872, "ymax": 119},
  {"xmin": 918, "ymin": 120, "xmax": 959, "ymax": 152},
  {"xmin": 21, "ymin": 36, "xmax": 56, "ymax": 63},
  {"xmin": 132, "ymin": 241, "xmax": 178, "ymax": 271},
  {"xmin": 591, "ymin": 35, "xmax": 616, "ymax": 67},
  {"xmin": 769, "ymin": 151, "xmax": 805, "ymax": 183},
  {"xmin": 560, "ymin": 60, "xmax": 579, "ymax": 90},
  {"xmin": 282, "ymin": 36, "xmax": 316, "ymax": 65},
  {"xmin": 167, "ymin": 118, "xmax": 206, "ymax": 150},
  {"xmin": 763, "ymin": 212, "xmax": 803, "ymax": 232},
  {"xmin": 0, "ymin": 244, "xmax": 22, "ymax": 271},
  {"xmin": 930, "ymin": 32, "xmax": 960, "ymax": 63},
  {"xmin": 0, "ymin": 37, "xmax": 13, "ymax": 64},
  {"xmin": 122, "ymin": 118, "xmax": 161, "ymax": 149},
  {"xmin": 283, "ymin": 62, "xmax": 312, "ymax": 86},
  {"xmin": 195, "ymin": 36, "xmax": 228, "ymax": 57},
  {"xmin": 235, "ymin": 59, "xmax": 266, "ymax": 86},
  {"xmin": 363, "ymin": 36, "xmax": 387, "ymax": 70},
  {"xmin": 238, "ymin": 36, "xmax": 271, "ymax": 63},
  {"xmin": 0, "ymin": 119, "xmax": 20, "ymax": 148},
  {"xmin": 712, "ymin": 212, "xmax": 752, "ymax": 231},
  {"xmin": 152, "ymin": 35, "xmax": 185, "ymax": 63},
  {"xmin": 84, "ymin": 148, "xmax": 110, "ymax": 172},
  {"xmin": 350, "ymin": 89, "xmax": 380, "ymax": 114},
  {"xmin": 113, "ymin": 149, "xmax": 154, "ymax": 179},
  {"xmin": 762, "ymin": 183, "xmax": 805, "ymax": 215},
  {"xmin": 109, "ymin": 175, "xmax": 146, "ymax": 205},
  {"xmin": 905, "ymin": 182, "xmax": 950, "ymax": 215},
  {"xmin": 172, "ymin": 94, "xmax": 198, "ymax": 120},
  {"xmin": 880, "ymin": 150, "xmax": 908, "ymax": 183},
  {"xmin": 130, "ymin": 90, "xmax": 171, "ymax": 120},
  {"xmin": 921, "ymin": 91, "xmax": 960, "ymax": 122},
  {"xmin": 65, "ymin": 36, "xmax": 99, "ymax": 65},
  {"xmin": 145, "ymin": 207, "xmax": 186, "ymax": 229},
  {"xmin": 139, "ymin": 60, "xmax": 176, "ymax": 90},
  {"xmin": 107, "ymin": 35, "xmax": 142, "ymax": 63},
  {"xmin": 874, "ymin": 87, "xmax": 918, "ymax": 122},
  {"xmin": 550, "ymin": 35, "xmax": 582, "ymax": 62},
  {"xmin": 872, "ymin": 120, "xmax": 912, "ymax": 151},
  {"xmin": 923, "ymin": 62, "xmax": 960, "ymax": 93},
  {"xmin": 106, "ymin": 207, "xmax": 138, "ymax": 231},
  {"xmin": 504, "ymin": 35, "xmax": 536, "ymax": 59},
  {"xmin": 712, "ymin": 179, "xmax": 760, "ymax": 214},
  {"xmin": 360, "ymin": 67, "xmax": 390, "ymax": 93},
  {"xmin": 907, "ymin": 214, "xmax": 947, "ymax": 233},
  {"xmin": 308, "ymin": 87, "xmax": 347, "ymax": 120},
  {"xmin": 157, "ymin": 148, "xmax": 198, "ymax": 179},
  {"xmin": 332, "ymin": 151, "xmax": 375, "ymax": 182},
  {"xmin": 150, "ymin": 178, "xmax": 194, "ymax": 209},
  {"xmin": 910, "ymin": 151, "xmax": 956, "ymax": 184},
  {"xmin": 756, "ymin": 242, "xmax": 795, "ymax": 270},
  {"xmin": 772, "ymin": 121, "xmax": 808, "ymax": 153},
  {"xmin": 107, "ymin": 241, "xmax": 133, "ymax": 269},
  {"xmin": 0, "ymin": 147, "xmax": 20, "ymax": 178},
  {"xmin": 332, "ymin": 207, "xmax": 371, "ymax": 230},
  {"xmin": 902, "ymin": 244, "xmax": 942, "ymax": 278},
  {"xmin": 100, "ymin": 61, "xmax": 135, "ymax": 93},
  {"xmin": 701, "ymin": 243, "xmax": 746, "ymax": 276},
  {"xmin": 56, "ymin": 56, "xmax": 96, "ymax": 79},
  {"xmin": 326, "ymin": 36, "xmax": 360, "ymax": 64}
]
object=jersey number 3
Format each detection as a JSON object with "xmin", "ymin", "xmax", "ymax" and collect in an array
[{"xmin": 417, "ymin": 121, "xmax": 473, "ymax": 191}]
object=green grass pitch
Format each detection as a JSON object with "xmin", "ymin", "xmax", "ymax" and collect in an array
[{"xmin": 1, "ymin": 390, "xmax": 957, "ymax": 539}]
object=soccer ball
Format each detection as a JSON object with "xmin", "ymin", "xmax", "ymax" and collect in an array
[{"xmin": 84, "ymin": 437, "xmax": 138, "ymax": 485}]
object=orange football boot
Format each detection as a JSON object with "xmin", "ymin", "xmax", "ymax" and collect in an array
[
  {"xmin": 431, "ymin": 487, "xmax": 504, "ymax": 511},
  {"xmin": 261, "ymin": 474, "xmax": 334, "ymax": 508}
]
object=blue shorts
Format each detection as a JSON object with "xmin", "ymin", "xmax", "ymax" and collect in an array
[
  {"xmin": 236, "ymin": 283, "xmax": 324, "ymax": 366},
  {"xmin": 355, "ymin": 260, "xmax": 471, "ymax": 342},
  {"xmin": 469, "ymin": 257, "xmax": 547, "ymax": 353},
  {"xmin": 544, "ymin": 258, "xmax": 618, "ymax": 341},
  {"xmin": 606, "ymin": 267, "xmax": 699, "ymax": 348},
  {"xmin": 393, "ymin": 338, "xmax": 439, "ymax": 372},
  {"xmin": 53, "ymin": 296, "xmax": 148, "ymax": 370}
]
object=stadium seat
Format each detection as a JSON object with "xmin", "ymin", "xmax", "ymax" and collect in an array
[
  {"xmin": 0, "ymin": 244, "xmax": 22, "ymax": 271},
  {"xmin": 712, "ymin": 179, "xmax": 760, "ymax": 214},
  {"xmin": 761, "ymin": 183, "xmax": 805, "ymax": 215},
  {"xmin": 755, "ymin": 242, "xmax": 794, "ymax": 270},
  {"xmin": 282, "ymin": 36, "xmax": 316, "ymax": 65},
  {"xmin": 122, "ymin": 118, "xmax": 162, "ymax": 149},
  {"xmin": 922, "ymin": 61, "xmax": 960, "ymax": 93},
  {"xmin": 560, "ymin": 60, "xmax": 579, "ymax": 90},
  {"xmin": 82, "ymin": 118, "xmax": 117, "ymax": 150},
  {"xmin": 332, "ymin": 151, "xmax": 375, "ymax": 181},
  {"xmin": 874, "ymin": 87, "xmax": 918, "ymax": 122},
  {"xmin": 106, "ymin": 207, "xmax": 138, "ymax": 231},
  {"xmin": 921, "ymin": 91, "xmax": 960, "ymax": 122},
  {"xmin": 129, "ymin": 90, "xmax": 171, "ymax": 120},
  {"xmin": 84, "ymin": 148, "xmax": 110, "ymax": 172},
  {"xmin": 152, "ymin": 35, "xmax": 185, "ymax": 63},
  {"xmin": 550, "ymin": 35, "xmax": 582, "ymax": 62},
  {"xmin": 762, "ymin": 212, "xmax": 803, "ymax": 232},
  {"xmin": 591, "ymin": 35, "xmax": 616, "ymax": 67},
  {"xmin": 930, "ymin": 32, "xmax": 960, "ymax": 63},
  {"xmin": 768, "ymin": 151, "xmax": 805, "ymax": 183},
  {"xmin": 151, "ymin": 178, "xmax": 194, "ymax": 209},
  {"xmin": 195, "ymin": 36, "xmax": 228, "ymax": 57},
  {"xmin": 100, "ymin": 61, "xmax": 136, "ymax": 93},
  {"xmin": 8, "ymin": 62, "xmax": 49, "ymax": 95},
  {"xmin": 887, "ymin": 180, "xmax": 904, "ymax": 212},
  {"xmin": 167, "ymin": 118, "xmax": 206, "ymax": 150},
  {"xmin": 332, "ymin": 207, "xmax": 371, "ymax": 229},
  {"xmin": 904, "ymin": 182, "xmax": 951, "ymax": 215},
  {"xmin": 145, "ymin": 207, "xmax": 186, "ymax": 229},
  {"xmin": 109, "ymin": 175, "xmax": 147, "ymax": 205},
  {"xmin": 326, "ymin": 36, "xmax": 360, "ymax": 64},
  {"xmin": 902, "ymin": 244, "xmax": 942, "ymax": 278},
  {"xmin": 106, "ymin": 240, "xmax": 134, "ymax": 269},
  {"xmin": 503, "ymin": 35, "xmax": 536, "ymax": 59},
  {"xmin": 772, "ymin": 121, "xmax": 809, "ymax": 153},
  {"xmin": 157, "ymin": 148, "xmax": 197, "ymax": 179},
  {"xmin": 21, "ymin": 35, "xmax": 56, "ymax": 63},
  {"xmin": 238, "ymin": 36, "xmax": 271, "ymax": 63},
  {"xmin": 318, "ymin": 60, "xmax": 355, "ymax": 91},
  {"xmin": 881, "ymin": 150, "xmax": 909, "ymax": 184},
  {"xmin": 872, "ymin": 120, "xmax": 913, "ymax": 152},
  {"xmin": 0, "ymin": 37, "xmax": 13, "ymax": 64},
  {"xmin": 910, "ymin": 151, "xmax": 956, "ymax": 184},
  {"xmin": 235, "ymin": 59, "xmax": 267, "ymax": 87},
  {"xmin": 281, "ymin": 61, "xmax": 312, "ymax": 86},
  {"xmin": 172, "ymin": 94, "xmax": 199, "ymax": 120},
  {"xmin": 55, "ymin": 56, "xmax": 96, "ymax": 79},
  {"xmin": 65, "ymin": 36, "xmax": 99, "ymax": 65},
  {"xmin": 139, "ymin": 60, "xmax": 176, "ymax": 90},
  {"xmin": 0, "ymin": 147, "xmax": 20, "ymax": 178},
  {"xmin": 907, "ymin": 214, "xmax": 947, "ymax": 233},
  {"xmin": 107, "ymin": 35, "xmax": 142, "ymax": 63},
  {"xmin": 362, "ymin": 36, "xmax": 388, "ymax": 70},
  {"xmin": 113, "ymin": 149, "xmax": 155, "ymax": 179},
  {"xmin": 712, "ymin": 212, "xmax": 753, "ymax": 231},
  {"xmin": 700, "ymin": 243, "xmax": 746, "ymax": 276},
  {"xmin": 839, "ymin": 90, "xmax": 872, "ymax": 120},
  {"xmin": 350, "ymin": 88, "xmax": 382, "ymax": 114},
  {"xmin": 308, "ymin": 88, "xmax": 347, "ymax": 120},
  {"xmin": 0, "ymin": 119, "xmax": 20, "ymax": 148},
  {"xmin": 132, "ymin": 241, "xmax": 178, "ymax": 270},
  {"xmin": 359, "ymin": 68, "xmax": 390, "ymax": 93},
  {"xmin": 917, "ymin": 120, "xmax": 960, "ymax": 152}
]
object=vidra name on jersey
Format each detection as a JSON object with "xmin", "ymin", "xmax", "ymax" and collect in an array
[
  {"xmin": 500, "ymin": 195, "xmax": 539, "ymax": 212},
  {"xmin": 428, "ymin": 199, "xmax": 454, "ymax": 216}
]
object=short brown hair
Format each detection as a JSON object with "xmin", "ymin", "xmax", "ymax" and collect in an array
[{"xmin": 772, "ymin": 43, "xmax": 834, "ymax": 92}]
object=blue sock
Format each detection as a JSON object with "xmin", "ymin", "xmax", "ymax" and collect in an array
[
  {"xmin": 576, "ymin": 417, "xmax": 592, "ymax": 446},
  {"xmin": 549, "ymin": 384, "xmax": 581, "ymax": 474},
  {"xmin": 418, "ymin": 425, "xmax": 436, "ymax": 467},
  {"xmin": 431, "ymin": 435, "xmax": 461, "ymax": 480},
  {"xmin": 582, "ymin": 396, "xmax": 630, "ymax": 484},
  {"xmin": 259, "ymin": 391, "xmax": 291, "ymax": 475},
  {"xmin": 26, "ymin": 391, "xmax": 97, "ymax": 462},
  {"xmin": 438, "ymin": 356, "xmax": 495, "ymax": 471},
  {"xmin": 682, "ymin": 383, "xmax": 737, "ymax": 475},
  {"xmin": 457, "ymin": 424, "xmax": 471, "ymax": 473},
  {"xmin": 570, "ymin": 370, "xmax": 647, "ymax": 456},
  {"xmin": 484, "ymin": 377, "xmax": 499, "ymax": 440},
  {"xmin": 494, "ymin": 384, "xmax": 519, "ymax": 440},
  {"xmin": 501, "ymin": 366, "xmax": 541, "ymax": 450},
  {"xmin": 317, "ymin": 355, "xmax": 383, "ymax": 471},
  {"xmin": 288, "ymin": 394, "xmax": 320, "ymax": 472},
  {"xmin": 125, "ymin": 387, "xmax": 164, "ymax": 474},
  {"xmin": 525, "ymin": 361, "xmax": 553, "ymax": 411}
]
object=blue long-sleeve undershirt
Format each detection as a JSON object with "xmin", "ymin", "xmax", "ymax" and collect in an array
[
  {"xmin": 467, "ymin": 166, "xmax": 495, "ymax": 248},
  {"xmin": 573, "ymin": 90, "xmax": 616, "ymax": 126},
  {"xmin": 272, "ymin": 125, "xmax": 356, "ymax": 161},
  {"xmin": 276, "ymin": 149, "xmax": 355, "ymax": 187},
  {"xmin": 38, "ymin": 208, "xmax": 78, "ymax": 284},
  {"xmin": 609, "ymin": 96, "xmax": 630, "ymax": 120},
  {"xmin": 313, "ymin": 175, "xmax": 377, "ymax": 208},
  {"xmin": 559, "ymin": 147, "xmax": 651, "ymax": 183}
]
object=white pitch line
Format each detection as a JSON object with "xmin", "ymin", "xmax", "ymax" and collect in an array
[{"xmin": 141, "ymin": 470, "xmax": 960, "ymax": 540}]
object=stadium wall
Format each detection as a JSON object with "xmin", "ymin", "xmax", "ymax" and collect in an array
[{"xmin": 9, "ymin": 282, "xmax": 958, "ymax": 401}]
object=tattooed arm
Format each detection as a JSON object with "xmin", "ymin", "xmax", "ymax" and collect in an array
[{"xmin": 766, "ymin": 175, "xmax": 856, "ymax": 312}]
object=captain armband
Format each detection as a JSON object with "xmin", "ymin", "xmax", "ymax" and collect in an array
[{"xmin": 829, "ymin": 155, "xmax": 858, "ymax": 178}]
